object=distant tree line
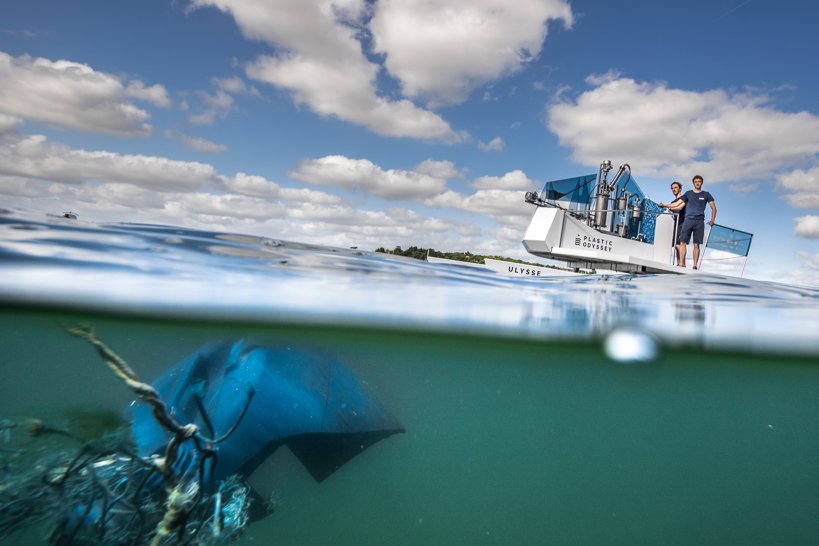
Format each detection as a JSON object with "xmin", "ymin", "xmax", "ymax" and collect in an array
[{"xmin": 373, "ymin": 245, "xmax": 576, "ymax": 271}]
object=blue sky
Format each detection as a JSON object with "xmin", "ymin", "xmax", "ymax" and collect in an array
[{"xmin": 1, "ymin": 0, "xmax": 819, "ymax": 284}]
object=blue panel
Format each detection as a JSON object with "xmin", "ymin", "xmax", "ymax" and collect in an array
[
  {"xmin": 639, "ymin": 199, "xmax": 663, "ymax": 244},
  {"xmin": 541, "ymin": 174, "xmax": 596, "ymax": 210},
  {"xmin": 707, "ymin": 225, "xmax": 753, "ymax": 256}
]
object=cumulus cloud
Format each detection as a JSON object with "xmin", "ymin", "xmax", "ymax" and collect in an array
[
  {"xmin": 125, "ymin": 80, "xmax": 172, "ymax": 108},
  {"xmin": 478, "ymin": 136, "xmax": 505, "ymax": 152},
  {"xmin": 0, "ymin": 51, "xmax": 168, "ymax": 136},
  {"xmin": 190, "ymin": 0, "xmax": 463, "ymax": 142},
  {"xmin": 769, "ymin": 252, "xmax": 819, "ymax": 287},
  {"xmin": 0, "ymin": 134, "xmax": 344, "ymax": 208},
  {"xmin": 0, "ymin": 134, "xmax": 218, "ymax": 190},
  {"xmin": 413, "ymin": 158, "xmax": 464, "ymax": 180},
  {"xmin": 164, "ymin": 129, "xmax": 228, "ymax": 154},
  {"xmin": 424, "ymin": 188, "xmax": 529, "ymax": 216},
  {"xmin": 212, "ymin": 75, "xmax": 259, "ymax": 96},
  {"xmin": 0, "ymin": 137, "xmax": 536, "ymax": 252},
  {"xmin": 286, "ymin": 155, "xmax": 452, "ymax": 200},
  {"xmin": 0, "ymin": 175, "xmax": 45, "ymax": 197},
  {"xmin": 370, "ymin": 0, "xmax": 573, "ymax": 106},
  {"xmin": 469, "ymin": 170, "xmax": 535, "ymax": 190},
  {"xmin": 187, "ymin": 89, "xmax": 237, "ymax": 125},
  {"xmin": 777, "ymin": 167, "xmax": 819, "ymax": 208},
  {"xmin": 729, "ymin": 182, "xmax": 759, "ymax": 195},
  {"xmin": 793, "ymin": 215, "xmax": 819, "ymax": 239},
  {"xmin": 0, "ymin": 113, "xmax": 23, "ymax": 136},
  {"xmin": 547, "ymin": 75, "xmax": 819, "ymax": 183}
]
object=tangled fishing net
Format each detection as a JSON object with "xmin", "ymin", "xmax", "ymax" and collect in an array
[{"xmin": 0, "ymin": 327, "xmax": 253, "ymax": 546}]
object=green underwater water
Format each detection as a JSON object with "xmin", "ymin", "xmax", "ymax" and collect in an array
[{"xmin": 1, "ymin": 307, "xmax": 819, "ymax": 545}]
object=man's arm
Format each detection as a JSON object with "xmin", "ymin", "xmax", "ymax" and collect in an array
[
  {"xmin": 707, "ymin": 201, "xmax": 717, "ymax": 226},
  {"xmin": 665, "ymin": 200, "xmax": 685, "ymax": 211}
]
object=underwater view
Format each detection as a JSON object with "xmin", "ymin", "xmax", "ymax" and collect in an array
[{"xmin": 2, "ymin": 209, "xmax": 819, "ymax": 545}]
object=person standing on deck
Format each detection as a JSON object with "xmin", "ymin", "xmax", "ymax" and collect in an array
[
  {"xmin": 677, "ymin": 175, "xmax": 716, "ymax": 269},
  {"xmin": 659, "ymin": 181, "xmax": 686, "ymax": 266}
]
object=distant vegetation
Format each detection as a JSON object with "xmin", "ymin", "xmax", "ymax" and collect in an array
[{"xmin": 374, "ymin": 245, "xmax": 578, "ymax": 272}]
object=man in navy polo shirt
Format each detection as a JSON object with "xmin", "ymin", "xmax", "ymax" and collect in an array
[{"xmin": 678, "ymin": 175, "xmax": 716, "ymax": 269}]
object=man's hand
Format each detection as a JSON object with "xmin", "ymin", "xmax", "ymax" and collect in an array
[
  {"xmin": 707, "ymin": 220, "xmax": 715, "ymax": 226},
  {"xmin": 658, "ymin": 202, "xmax": 666, "ymax": 208}
]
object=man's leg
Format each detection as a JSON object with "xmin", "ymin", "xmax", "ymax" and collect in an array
[
  {"xmin": 693, "ymin": 244, "xmax": 700, "ymax": 269},
  {"xmin": 679, "ymin": 242, "xmax": 687, "ymax": 267}
]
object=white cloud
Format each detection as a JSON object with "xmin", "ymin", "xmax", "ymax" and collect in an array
[
  {"xmin": 425, "ymin": 188, "xmax": 529, "ymax": 216},
  {"xmin": 0, "ymin": 175, "xmax": 45, "ymax": 197},
  {"xmin": 286, "ymin": 155, "xmax": 451, "ymax": 200},
  {"xmin": 729, "ymin": 182, "xmax": 759, "ymax": 195},
  {"xmin": 412, "ymin": 159, "xmax": 464, "ymax": 180},
  {"xmin": 777, "ymin": 167, "xmax": 819, "ymax": 208},
  {"xmin": 769, "ymin": 252, "xmax": 819, "ymax": 287},
  {"xmin": 0, "ymin": 113, "xmax": 23, "ymax": 135},
  {"xmin": 0, "ymin": 134, "xmax": 218, "ymax": 190},
  {"xmin": 0, "ymin": 52, "xmax": 165, "ymax": 136},
  {"xmin": 469, "ymin": 170, "xmax": 535, "ymax": 190},
  {"xmin": 200, "ymin": 89, "xmax": 234, "ymax": 110},
  {"xmin": 176, "ymin": 192, "xmax": 287, "ymax": 219},
  {"xmin": 584, "ymin": 69, "xmax": 621, "ymax": 86},
  {"xmin": 188, "ymin": 89, "xmax": 236, "ymax": 125},
  {"xmin": 212, "ymin": 75, "xmax": 260, "ymax": 96},
  {"xmin": 164, "ymin": 129, "xmax": 228, "ymax": 154},
  {"xmin": 0, "ymin": 138, "xmax": 519, "ymax": 252},
  {"xmin": 245, "ymin": 54, "xmax": 463, "ymax": 141},
  {"xmin": 0, "ymin": 134, "xmax": 344, "ymax": 208},
  {"xmin": 191, "ymin": 0, "xmax": 463, "ymax": 142},
  {"xmin": 125, "ymin": 80, "xmax": 172, "ymax": 108},
  {"xmin": 793, "ymin": 215, "xmax": 819, "ymax": 239},
  {"xmin": 478, "ymin": 136, "xmax": 505, "ymax": 152},
  {"xmin": 370, "ymin": 0, "xmax": 573, "ymax": 106},
  {"xmin": 547, "ymin": 75, "xmax": 819, "ymax": 183}
]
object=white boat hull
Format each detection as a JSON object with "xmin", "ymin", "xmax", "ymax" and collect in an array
[
  {"xmin": 426, "ymin": 255, "xmax": 582, "ymax": 277},
  {"xmin": 522, "ymin": 207, "xmax": 693, "ymax": 274},
  {"xmin": 483, "ymin": 258, "xmax": 581, "ymax": 277}
]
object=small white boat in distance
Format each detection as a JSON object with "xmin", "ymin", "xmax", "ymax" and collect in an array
[{"xmin": 522, "ymin": 160, "xmax": 753, "ymax": 276}]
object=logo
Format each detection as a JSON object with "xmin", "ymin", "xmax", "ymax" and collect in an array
[
  {"xmin": 580, "ymin": 235, "xmax": 613, "ymax": 252},
  {"xmin": 508, "ymin": 266, "xmax": 541, "ymax": 276}
]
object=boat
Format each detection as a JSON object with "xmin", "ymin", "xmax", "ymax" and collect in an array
[
  {"xmin": 426, "ymin": 255, "xmax": 582, "ymax": 276},
  {"xmin": 522, "ymin": 160, "xmax": 753, "ymax": 276}
]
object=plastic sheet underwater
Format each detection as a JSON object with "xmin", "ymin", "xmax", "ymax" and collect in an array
[{"xmin": 2, "ymin": 209, "xmax": 819, "ymax": 545}]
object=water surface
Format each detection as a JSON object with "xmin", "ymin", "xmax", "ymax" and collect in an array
[{"xmin": 1, "ymin": 209, "xmax": 818, "ymax": 545}]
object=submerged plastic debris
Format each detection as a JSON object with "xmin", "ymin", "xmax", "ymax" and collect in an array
[{"xmin": 0, "ymin": 328, "xmax": 404, "ymax": 545}]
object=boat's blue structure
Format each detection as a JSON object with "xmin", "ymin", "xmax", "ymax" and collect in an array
[{"xmin": 130, "ymin": 340, "xmax": 405, "ymax": 494}]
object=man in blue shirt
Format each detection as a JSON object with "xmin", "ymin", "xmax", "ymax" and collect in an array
[
  {"xmin": 678, "ymin": 175, "xmax": 716, "ymax": 269},
  {"xmin": 659, "ymin": 181, "xmax": 686, "ymax": 266}
]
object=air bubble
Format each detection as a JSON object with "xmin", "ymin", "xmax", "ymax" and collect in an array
[{"xmin": 604, "ymin": 329, "xmax": 658, "ymax": 363}]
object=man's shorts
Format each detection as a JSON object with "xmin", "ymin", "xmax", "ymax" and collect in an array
[
  {"xmin": 674, "ymin": 218, "xmax": 685, "ymax": 244},
  {"xmin": 679, "ymin": 218, "xmax": 704, "ymax": 245}
]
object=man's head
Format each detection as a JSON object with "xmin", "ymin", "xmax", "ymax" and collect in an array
[
  {"xmin": 671, "ymin": 181, "xmax": 682, "ymax": 195},
  {"xmin": 693, "ymin": 175, "xmax": 703, "ymax": 190}
]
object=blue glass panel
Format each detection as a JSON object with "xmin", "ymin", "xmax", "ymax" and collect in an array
[
  {"xmin": 617, "ymin": 171, "xmax": 646, "ymax": 202},
  {"xmin": 706, "ymin": 225, "xmax": 753, "ymax": 256},
  {"xmin": 541, "ymin": 174, "xmax": 596, "ymax": 211}
]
